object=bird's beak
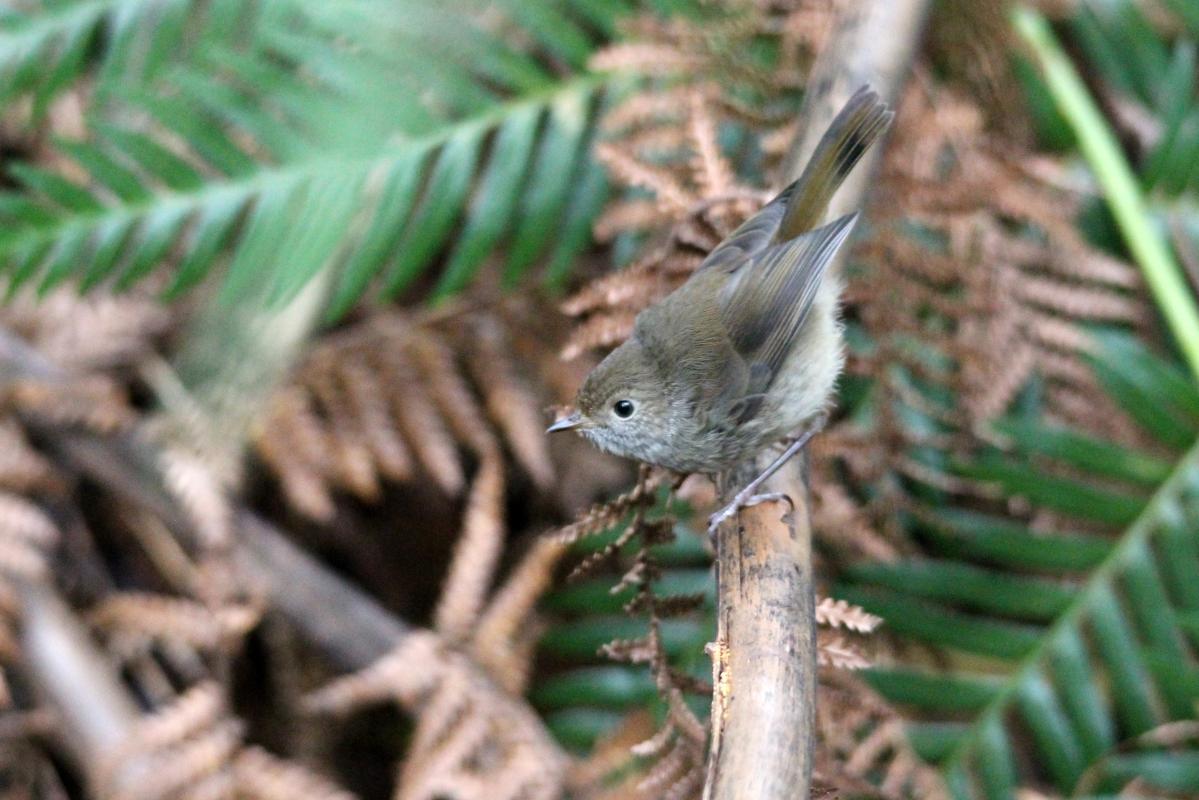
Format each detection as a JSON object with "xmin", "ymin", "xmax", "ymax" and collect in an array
[{"xmin": 547, "ymin": 411, "xmax": 583, "ymax": 433}]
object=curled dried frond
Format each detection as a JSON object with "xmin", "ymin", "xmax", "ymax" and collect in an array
[
  {"xmin": 551, "ymin": 466, "xmax": 668, "ymax": 548},
  {"xmin": 816, "ymin": 596, "xmax": 883, "ymax": 633},
  {"xmin": 0, "ymin": 420, "xmax": 59, "ymax": 494},
  {"xmin": 233, "ymin": 746, "xmax": 359, "ymax": 800},
  {"xmin": 2, "ymin": 375, "xmax": 135, "ymax": 433},
  {"xmin": 817, "ymin": 632, "xmax": 872, "ymax": 671},
  {"xmin": 88, "ymin": 593, "xmax": 261, "ymax": 657},
  {"xmin": 815, "ymin": 671, "xmax": 948, "ymax": 800},
  {"xmin": 434, "ymin": 454, "xmax": 507, "ymax": 644},
  {"xmin": 560, "ymin": 468, "xmax": 709, "ymax": 799},
  {"xmin": 472, "ymin": 536, "xmax": 568, "ymax": 695},
  {"xmin": 304, "ymin": 631, "xmax": 568, "ymax": 800},
  {"xmin": 94, "ymin": 682, "xmax": 243, "ymax": 800},
  {"xmin": 0, "ymin": 283, "xmax": 171, "ymax": 373},
  {"xmin": 254, "ymin": 303, "xmax": 565, "ymax": 521}
]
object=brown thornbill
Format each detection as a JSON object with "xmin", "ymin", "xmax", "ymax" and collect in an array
[{"xmin": 549, "ymin": 86, "xmax": 893, "ymax": 531}]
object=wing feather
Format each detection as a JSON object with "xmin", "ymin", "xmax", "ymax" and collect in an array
[{"xmin": 719, "ymin": 212, "xmax": 858, "ymax": 396}]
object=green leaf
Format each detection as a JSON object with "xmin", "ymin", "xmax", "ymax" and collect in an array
[
  {"xmin": 992, "ymin": 418, "xmax": 1172, "ymax": 487},
  {"xmin": 55, "ymin": 138, "xmax": 150, "ymax": 203},
  {"xmin": 844, "ymin": 560, "xmax": 1075, "ymax": 622},
  {"xmin": 383, "ymin": 126, "xmax": 484, "ymax": 296},
  {"xmin": 1, "ymin": 1, "xmax": 624, "ymax": 314},
  {"xmin": 532, "ymin": 667, "xmax": 658, "ymax": 710},
  {"xmin": 953, "ymin": 456, "xmax": 1146, "ymax": 525},
  {"xmin": 863, "ymin": 668, "xmax": 1002, "ymax": 714},
  {"xmin": 919, "ymin": 509, "xmax": 1112, "ymax": 572},
  {"xmin": 835, "ymin": 586, "xmax": 1042, "ymax": 660},
  {"xmin": 928, "ymin": 437, "xmax": 1199, "ymax": 797},
  {"xmin": 502, "ymin": 89, "xmax": 591, "ymax": 285},
  {"xmin": 324, "ymin": 152, "xmax": 426, "ymax": 320},
  {"xmin": 432, "ymin": 104, "xmax": 541, "ymax": 300},
  {"xmin": 543, "ymin": 708, "xmax": 625, "ymax": 753},
  {"xmin": 8, "ymin": 163, "xmax": 102, "ymax": 213}
]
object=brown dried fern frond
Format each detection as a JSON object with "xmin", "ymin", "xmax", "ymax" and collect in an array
[
  {"xmin": 471, "ymin": 536, "xmax": 568, "ymax": 695},
  {"xmin": 861, "ymin": 81, "xmax": 1149, "ymax": 438},
  {"xmin": 814, "ymin": 671, "xmax": 948, "ymax": 800},
  {"xmin": 92, "ymin": 680, "xmax": 359, "ymax": 800},
  {"xmin": 254, "ymin": 301, "xmax": 570, "ymax": 522},
  {"xmin": 816, "ymin": 595, "xmax": 883, "ymax": 633},
  {"xmin": 800, "ymin": 77, "xmax": 1155, "ymax": 563},
  {"xmin": 304, "ymin": 630, "xmax": 568, "ymax": 800},
  {"xmin": 94, "ymin": 681, "xmax": 242, "ymax": 800},
  {"xmin": 88, "ymin": 593, "xmax": 260, "ymax": 658},
  {"xmin": 0, "ymin": 420, "xmax": 58, "ymax": 494},
  {"xmin": 814, "ymin": 595, "xmax": 883, "ymax": 672},
  {"xmin": 434, "ymin": 454, "xmax": 507, "ymax": 644},
  {"xmin": 1, "ymin": 374, "xmax": 136, "ymax": 434},
  {"xmin": 233, "ymin": 745, "xmax": 360, "ymax": 800},
  {"xmin": 0, "ymin": 283, "xmax": 171, "ymax": 374},
  {"xmin": 302, "ymin": 438, "xmax": 573, "ymax": 797},
  {"xmin": 561, "ymin": 88, "xmax": 768, "ymax": 359}
]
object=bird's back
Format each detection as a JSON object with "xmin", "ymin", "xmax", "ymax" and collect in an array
[{"xmin": 636, "ymin": 86, "xmax": 893, "ymax": 468}]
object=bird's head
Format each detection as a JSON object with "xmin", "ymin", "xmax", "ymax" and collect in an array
[{"xmin": 547, "ymin": 338, "xmax": 674, "ymax": 464}]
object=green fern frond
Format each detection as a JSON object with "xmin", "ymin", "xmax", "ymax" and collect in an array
[
  {"xmin": 1, "ymin": 0, "xmax": 636, "ymax": 313},
  {"xmin": 0, "ymin": 0, "xmax": 250, "ymax": 112},
  {"xmin": 1067, "ymin": 0, "xmax": 1199, "ymax": 198},
  {"xmin": 840, "ymin": 334, "xmax": 1199, "ymax": 798}
]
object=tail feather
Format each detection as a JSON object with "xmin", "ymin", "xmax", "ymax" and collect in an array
[{"xmin": 773, "ymin": 86, "xmax": 893, "ymax": 242}]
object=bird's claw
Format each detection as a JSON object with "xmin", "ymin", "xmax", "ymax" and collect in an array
[{"xmin": 707, "ymin": 491, "xmax": 793, "ymax": 538}]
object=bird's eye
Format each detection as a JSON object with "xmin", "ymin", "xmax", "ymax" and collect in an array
[{"xmin": 613, "ymin": 399, "xmax": 635, "ymax": 419}]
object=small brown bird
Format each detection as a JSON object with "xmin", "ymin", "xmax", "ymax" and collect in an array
[{"xmin": 549, "ymin": 87, "xmax": 893, "ymax": 530}]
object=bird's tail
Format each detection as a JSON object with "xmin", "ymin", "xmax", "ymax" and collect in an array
[{"xmin": 773, "ymin": 85, "xmax": 893, "ymax": 243}]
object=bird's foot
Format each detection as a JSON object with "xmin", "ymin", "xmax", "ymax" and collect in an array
[{"xmin": 707, "ymin": 490, "xmax": 793, "ymax": 537}]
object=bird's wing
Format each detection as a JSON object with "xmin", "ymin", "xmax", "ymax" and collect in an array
[
  {"xmin": 697, "ymin": 86, "xmax": 891, "ymax": 275},
  {"xmin": 718, "ymin": 213, "xmax": 858, "ymax": 407}
]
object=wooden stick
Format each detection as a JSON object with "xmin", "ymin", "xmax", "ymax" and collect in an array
[
  {"xmin": 704, "ymin": 2, "xmax": 930, "ymax": 797},
  {"xmin": 17, "ymin": 583, "xmax": 143, "ymax": 785}
]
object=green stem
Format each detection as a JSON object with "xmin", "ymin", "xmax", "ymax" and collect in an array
[{"xmin": 1013, "ymin": 5, "xmax": 1199, "ymax": 380}]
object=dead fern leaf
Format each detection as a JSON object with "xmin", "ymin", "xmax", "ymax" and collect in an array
[
  {"xmin": 2, "ymin": 375, "xmax": 135, "ymax": 434},
  {"xmin": 472, "ymin": 537, "xmax": 568, "ymax": 695},
  {"xmin": 304, "ymin": 631, "xmax": 569, "ymax": 800},
  {"xmin": 815, "ymin": 671, "xmax": 948, "ymax": 800},
  {"xmin": 255, "ymin": 304, "xmax": 562, "ymax": 521},
  {"xmin": 0, "ymin": 420, "xmax": 58, "ymax": 494},
  {"xmin": 88, "ymin": 593, "xmax": 260, "ymax": 656},
  {"xmin": 0, "ymin": 283, "xmax": 170, "ymax": 373},
  {"xmin": 434, "ymin": 454, "xmax": 506, "ymax": 644},
  {"xmin": 94, "ymin": 681, "xmax": 242, "ymax": 800}
]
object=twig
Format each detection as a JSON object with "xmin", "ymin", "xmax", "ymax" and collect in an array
[
  {"xmin": 17, "ymin": 582, "xmax": 143, "ymax": 786},
  {"xmin": 703, "ymin": 2, "xmax": 930, "ymax": 798}
]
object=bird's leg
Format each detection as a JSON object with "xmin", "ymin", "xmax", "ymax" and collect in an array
[{"xmin": 707, "ymin": 415, "xmax": 826, "ymax": 536}]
